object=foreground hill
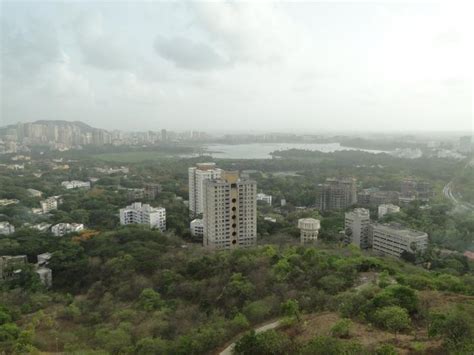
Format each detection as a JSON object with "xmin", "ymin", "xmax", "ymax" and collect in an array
[{"xmin": 1, "ymin": 227, "xmax": 473, "ymax": 353}]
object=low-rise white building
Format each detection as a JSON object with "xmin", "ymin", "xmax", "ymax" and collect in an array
[
  {"xmin": 32, "ymin": 223, "xmax": 52, "ymax": 232},
  {"xmin": 298, "ymin": 218, "xmax": 320, "ymax": 244},
  {"xmin": 190, "ymin": 219, "xmax": 204, "ymax": 238},
  {"xmin": 257, "ymin": 193, "xmax": 273, "ymax": 205},
  {"xmin": 61, "ymin": 180, "xmax": 91, "ymax": 189},
  {"xmin": 119, "ymin": 202, "xmax": 166, "ymax": 231},
  {"xmin": 378, "ymin": 204, "xmax": 401, "ymax": 219},
  {"xmin": 27, "ymin": 188, "xmax": 43, "ymax": 197},
  {"xmin": 40, "ymin": 197, "xmax": 58, "ymax": 214},
  {"xmin": 0, "ymin": 222, "xmax": 15, "ymax": 235},
  {"xmin": 371, "ymin": 223, "xmax": 428, "ymax": 258},
  {"xmin": 0, "ymin": 199, "xmax": 19, "ymax": 207},
  {"xmin": 51, "ymin": 223, "xmax": 84, "ymax": 236}
]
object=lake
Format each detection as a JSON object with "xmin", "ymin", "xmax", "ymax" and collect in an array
[{"xmin": 204, "ymin": 143, "xmax": 385, "ymax": 159}]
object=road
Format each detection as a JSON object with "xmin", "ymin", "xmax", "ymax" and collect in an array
[
  {"xmin": 219, "ymin": 320, "xmax": 281, "ymax": 355},
  {"xmin": 443, "ymin": 157, "xmax": 474, "ymax": 212}
]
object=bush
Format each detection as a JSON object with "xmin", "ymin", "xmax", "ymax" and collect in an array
[
  {"xmin": 330, "ymin": 318, "xmax": 352, "ymax": 338},
  {"xmin": 374, "ymin": 306, "xmax": 411, "ymax": 332}
]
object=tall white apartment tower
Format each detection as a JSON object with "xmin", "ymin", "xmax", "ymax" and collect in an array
[
  {"xmin": 189, "ymin": 163, "xmax": 223, "ymax": 217},
  {"xmin": 203, "ymin": 171, "xmax": 257, "ymax": 250},
  {"xmin": 345, "ymin": 208, "xmax": 371, "ymax": 249}
]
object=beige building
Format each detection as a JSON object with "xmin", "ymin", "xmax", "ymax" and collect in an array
[
  {"xmin": 371, "ymin": 223, "xmax": 428, "ymax": 258},
  {"xmin": 298, "ymin": 218, "xmax": 320, "ymax": 244},
  {"xmin": 203, "ymin": 171, "xmax": 257, "ymax": 250}
]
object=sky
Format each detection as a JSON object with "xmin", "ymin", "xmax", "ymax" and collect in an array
[{"xmin": 0, "ymin": 0, "xmax": 472, "ymax": 133}]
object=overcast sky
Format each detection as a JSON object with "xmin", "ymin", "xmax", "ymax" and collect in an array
[{"xmin": 1, "ymin": 1, "xmax": 472, "ymax": 133}]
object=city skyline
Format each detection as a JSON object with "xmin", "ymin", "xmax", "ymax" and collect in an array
[{"xmin": 1, "ymin": 1, "xmax": 472, "ymax": 133}]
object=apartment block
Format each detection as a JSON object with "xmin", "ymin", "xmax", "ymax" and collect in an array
[
  {"xmin": 345, "ymin": 208, "xmax": 371, "ymax": 249},
  {"xmin": 119, "ymin": 202, "xmax": 166, "ymax": 231},
  {"xmin": 371, "ymin": 223, "xmax": 428, "ymax": 258},
  {"xmin": 203, "ymin": 171, "xmax": 257, "ymax": 250},
  {"xmin": 316, "ymin": 178, "xmax": 357, "ymax": 211},
  {"xmin": 190, "ymin": 218, "xmax": 204, "ymax": 239},
  {"xmin": 189, "ymin": 163, "xmax": 223, "ymax": 216},
  {"xmin": 378, "ymin": 204, "xmax": 400, "ymax": 219},
  {"xmin": 257, "ymin": 193, "xmax": 272, "ymax": 205},
  {"xmin": 52, "ymin": 223, "xmax": 84, "ymax": 236},
  {"xmin": 0, "ymin": 222, "xmax": 15, "ymax": 235}
]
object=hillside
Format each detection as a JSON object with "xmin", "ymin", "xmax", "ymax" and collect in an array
[{"xmin": 1, "ymin": 228, "xmax": 473, "ymax": 354}]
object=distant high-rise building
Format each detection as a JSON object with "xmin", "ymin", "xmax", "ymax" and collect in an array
[
  {"xmin": 298, "ymin": 218, "xmax": 320, "ymax": 244},
  {"xmin": 119, "ymin": 202, "xmax": 166, "ymax": 231},
  {"xmin": 161, "ymin": 129, "xmax": 168, "ymax": 142},
  {"xmin": 345, "ymin": 208, "xmax": 371, "ymax": 249},
  {"xmin": 371, "ymin": 223, "xmax": 428, "ymax": 258},
  {"xmin": 203, "ymin": 171, "xmax": 257, "ymax": 250},
  {"xmin": 400, "ymin": 178, "xmax": 433, "ymax": 202},
  {"xmin": 316, "ymin": 178, "xmax": 357, "ymax": 211},
  {"xmin": 188, "ymin": 163, "xmax": 223, "ymax": 216}
]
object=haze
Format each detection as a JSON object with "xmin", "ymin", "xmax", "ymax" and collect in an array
[{"xmin": 1, "ymin": 1, "xmax": 472, "ymax": 133}]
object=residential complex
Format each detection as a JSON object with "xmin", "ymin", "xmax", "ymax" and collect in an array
[
  {"xmin": 298, "ymin": 218, "xmax": 320, "ymax": 244},
  {"xmin": 188, "ymin": 163, "xmax": 223, "ymax": 216},
  {"xmin": 40, "ymin": 197, "xmax": 59, "ymax": 213},
  {"xmin": 61, "ymin": 180, "xmax": 91, "ymax": 189},
  {"xmin": 119, "ymin": 202, "xmax": 166, "ymax": 231},
  {"xmin": 401, "ymin": 179, "xmax": 433, "ymax": 202},
  {"xmin": 345, "ymin": 208, "xmax": 371, "ymax": 249},
  {"xmin": 0, "ymin": 222, "xmax": 15, "ymax": 235},
  {"xmin": 316, "ymin": 177, "xmax": 357, "ymax": 211},
  {"xmin": 190, "ymin": 219, "xmax": 204, "ymax": 239},
  {"xmin": 371, "ymin": 223, "xmax": 428, "ymax": 257},
  {"xmin": 202, "ymin": 171, "xmax": 257, "ymax": 250},
  {"xmin": 257, "ymin": 193, "xmax": 273, "ymax": 205},
  {"xmin": 52, "ymin": 223, "xmax": 84, "ymax": 236},
  {"xmin": 378, "ymin": 204, "xmax": 401, "ymax": 219}
]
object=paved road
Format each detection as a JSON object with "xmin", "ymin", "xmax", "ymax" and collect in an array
[{"xmin": 219, "ymin": 320, "xmax": 281, "ymax": 355}]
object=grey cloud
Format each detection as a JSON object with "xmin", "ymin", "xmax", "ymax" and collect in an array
[
  {"xmin": 1, "ymin": 19, "xmax": 61, "ymax": 80},
  {"xmin": 154, "ymin": 35, "xmax": 230, "ymax": 70}
]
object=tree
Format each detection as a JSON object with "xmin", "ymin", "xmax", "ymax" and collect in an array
[
  {"xmin": 281, "ymin": 299, "xmax": 301, "ymax": 322},
  {"xmin": 137, "ymin": 288, "xmax": 163, "ymax": 311},
  {"xmin": 234, "ymin": 330, "xmax": 292, "ymax": 355},
  {"xmin": 330, "ymin": 319, "xmax": 352, "ymax": 338},
  {"xmin": 374, "ymin": 306, "xmax": 411, "ymax": 332}
]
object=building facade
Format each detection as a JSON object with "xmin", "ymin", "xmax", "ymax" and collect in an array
[
  {"xmin": 257, "ymin": 193, "xmax": 272, "ymax": 205},
  {"xmin": 40, "ymin": 197, "xmax": 58, "ymax": 214},
  {"xmin": 190, "ymin": 218, "xmax": 204, "ymax": 239},
  {"xmin": 119, "ymin": 202, "xmax": 166, "ymax": 231},
  {"xmin": 51, "ymin": 223, "xmax": 84, "ymax": 236},
  {"xmin": 188, "ymin": 163, "xmax": 223, "ymax": 216},
  {"xmin": 378, "ymin": 204, "xmax": 400, "ymax": 219},
  {"xmin": 345, "ymin": 208, "xmax": 371, "ymax": 249},
  {"xmin": 203, "ymin": 171, "xmax": 257, "ymax": 250},
  {"xmin": 0, "ymin": 222, "xmax": 15, "ymax": 235},
  {"xmin": 371, "ymin": 223, "xmax": 428, "ymax": 258},
  {"xmin": 61, "ymin": 180, "xmax": 91, "ymax": 189},
  {"xmin": 316, "ymin": 178, "xmax": 357, "ymax": 211},
  {"xmin": 298, "ymin": 218, "xmax": 320, "ymax": 244}
]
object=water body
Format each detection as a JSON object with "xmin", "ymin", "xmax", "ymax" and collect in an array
[{"xmin": 204, "ymin": 143, "xmax": 385, "ymax": 159}]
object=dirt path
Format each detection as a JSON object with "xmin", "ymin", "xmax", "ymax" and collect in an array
[{"xmin": 218, "ymin": 319, "xmax": 281, "ymax": 355}]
